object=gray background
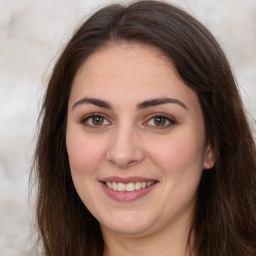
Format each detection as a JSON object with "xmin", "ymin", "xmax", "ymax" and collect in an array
[{"xmin": 0, "ymin": 0, "xmax": 255, "ymax": 255}]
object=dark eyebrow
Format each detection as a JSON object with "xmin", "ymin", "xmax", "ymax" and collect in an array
[
  {"xmin": 72, "ymin": 97, "xmax": 187, "ymax": 111},
  {"xmin": 137, "ymin": 97, "xmax": 188, "ymax": 110},
  {"xmin": 72, "ymin": 97, "xmax": 112, "ymax": 110}
]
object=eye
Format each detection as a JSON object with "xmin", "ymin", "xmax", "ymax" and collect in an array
[
  {"xmin": 145, "ymin": 114, "xmax": 175, "ymax": 129},
  {"xmin": 81, "ymin": 114, "xmax": 111, "ymax": 128}
]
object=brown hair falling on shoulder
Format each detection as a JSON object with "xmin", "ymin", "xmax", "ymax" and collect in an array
[{"xmin": 31, "ymin": 1, "xmax": 256, "ymax": 255}]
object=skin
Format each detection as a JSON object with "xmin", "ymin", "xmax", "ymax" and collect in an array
[{"xmin": 66, "ymin": 43, "xmax": 214, "ymax": 256}]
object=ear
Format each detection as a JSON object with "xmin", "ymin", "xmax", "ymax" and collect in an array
[{"xmin": 203, "ymin": 143, "xmax": 215, "ymax": 169}]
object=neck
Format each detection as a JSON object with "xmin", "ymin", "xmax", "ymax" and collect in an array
[{"xmin": 101, "ymin": 215, "xmax": 194, "ymax": 256}]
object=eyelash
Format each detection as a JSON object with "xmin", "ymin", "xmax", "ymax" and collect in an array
[
  {"xmin": 80, "ymin": 113, "xmax": 111, "ymax": 128},
  {"xmin": 144, "ymin": 113, "xmax": 176, "ymax": 129},
  {"xmin": 80, "ymin": 113, "xmax": 175, "ymax": 129}
]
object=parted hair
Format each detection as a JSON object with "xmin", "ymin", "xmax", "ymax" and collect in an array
[{"xmin": 32, "ymin": 1, "xmax": 256, "ymax": 255}]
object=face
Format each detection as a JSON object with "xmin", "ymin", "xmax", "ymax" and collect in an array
[{"xmin": 66, "ymin": 43, "xmax": 214, "ymax": 237}]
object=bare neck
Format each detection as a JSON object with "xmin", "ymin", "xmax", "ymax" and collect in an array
[{"xmin": 101, "ymin": 216, "xmax": 194, "ymax": 256}]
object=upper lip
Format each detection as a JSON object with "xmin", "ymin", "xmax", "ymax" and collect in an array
[{"xmin": 99, "ymin": 176, "xmax": 158, "ymax": 184}]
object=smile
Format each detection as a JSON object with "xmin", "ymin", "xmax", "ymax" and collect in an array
[
  {"xmin": 105, "ymin": 181, "xmax": 155, "ymax": 192},
  {"xmin": 100, "ymin": 177, "xmax": 158, "ymax": 201}
]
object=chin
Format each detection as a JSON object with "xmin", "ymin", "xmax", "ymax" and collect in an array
[
  {"xmin": 99, "ymin": 211, "xmax": 157, "ymax": 236},
  {"xmin": 101, "ymin": 223, "xmax": 153, "ymax": 236}
]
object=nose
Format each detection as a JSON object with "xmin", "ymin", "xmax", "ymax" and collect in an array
[{"xmin": 106, "ymin": 124, "xmax": 145, "ymax": 168}]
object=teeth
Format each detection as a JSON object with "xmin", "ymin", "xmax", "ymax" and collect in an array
[
  {"xmin": 105, "ymin": 181, "xmax": 155, "ymax": 192},
  {"xmin": 117, "ymin": 183, "xmax": 126, "ymax": 192},
  {"xmin": 126, "ymin": 182, "xmax": 135, "ymax": 191},
  {"xmin": 147, "ymin": 181, "xmax": 153, "ymax": 187},
  {"xmin": 112, "ymin": 182, "xmax": 118, "ymax": 191},
  {"xmin": 135, "ymin": 182, "xmax": 141, "ymax": 190},
  {"xmin": 106, "ymin": 182, "xmax": 112, "ymax": 189}
]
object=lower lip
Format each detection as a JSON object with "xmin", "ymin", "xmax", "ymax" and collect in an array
[{"xmin": 100, "ymin": 182, "xmax": 157, "ymax": 201}]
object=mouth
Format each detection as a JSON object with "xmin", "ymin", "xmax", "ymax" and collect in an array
[
  {"xmin": 99, "ymin": 177, "xmax": 158, "ymax": 201},
  {"xmin": 103, "ymin": 181, "xmax": 155, "ymax": 192}
]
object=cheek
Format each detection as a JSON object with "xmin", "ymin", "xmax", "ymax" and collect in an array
[
  {"xmin": 146, "ymin": 130, "xmax": 206, "ymax": 176},
  {"xmin": 66, "ymin": 130, "xmax": 107, "ymax": 177}
]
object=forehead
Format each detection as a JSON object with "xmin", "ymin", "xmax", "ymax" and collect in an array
[
  {"xmin": 75, "ymin": 43, "xmax": 174, "ymax": 84},
  {"xmin": 69, "ymin": 43, "xmax": 199, "ymax": 111},
  {"xmin": 86, "ymin": 43, "xmax": 170, "ymax": 67}
]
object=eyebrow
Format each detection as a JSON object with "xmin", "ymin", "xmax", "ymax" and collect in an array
[
  {"xmin": 137, "ymin": 97, "xmax": 188, "ymax": 110},
  {"xmin": 72, "ymin": 97, "xmax": 188, "ymax": 111},
  {"xmin": 72, "ymin": 97, "xmax": 112, "ymax": 110}
]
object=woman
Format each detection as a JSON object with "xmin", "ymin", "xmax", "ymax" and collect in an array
[{"xmin": 32, "ymin": 1, "xmax": 256, "ymax": 255}]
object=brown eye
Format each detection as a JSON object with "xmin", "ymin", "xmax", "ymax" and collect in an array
[
  {"xmin": 82, "ymin": 114, "xmax": 110, "ymax": 127},
  {"xmin": 145, "ymin": 114, "xmax": 175, "ymax": 129},
  {"xmin": 92, "ymin": 116, "xmax": 104, "ymax": 125},
  {"xmin": 154, "ymin": 117, "xmax": 167, "ymax": 126}
]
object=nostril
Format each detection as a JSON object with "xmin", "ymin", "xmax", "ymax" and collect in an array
[
  {"xmin": 105, "ymin": 135, "xmax": 145, "ymax": 167},
  {"xmin": 107, "ymin": 158, "xmax": 139, "ymax": 168},
  {"xmin": 106, "ymin": 151, "xmax": 143, "ymax": 167}
]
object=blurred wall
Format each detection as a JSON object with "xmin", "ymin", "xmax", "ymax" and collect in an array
[{"xmin": 0, "ymin": 0, "xmax": 255, "ymax": 255}]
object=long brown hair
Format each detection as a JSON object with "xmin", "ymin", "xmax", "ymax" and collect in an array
[{"xmin": 31, "ymin": 1, "xmax": 256, "ymax": 255}]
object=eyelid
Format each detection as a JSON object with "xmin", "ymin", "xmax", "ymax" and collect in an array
[
  {"xmin": 79, "ymin": 112, "xmax": 175, "ymax": 129},
  {"xmin": 80, "ymin": 112, "xmax": 112, "ymax": 128},
  {"xmin": 143, "ymin": 113, "xmax": 176, "ymax": 129}
]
